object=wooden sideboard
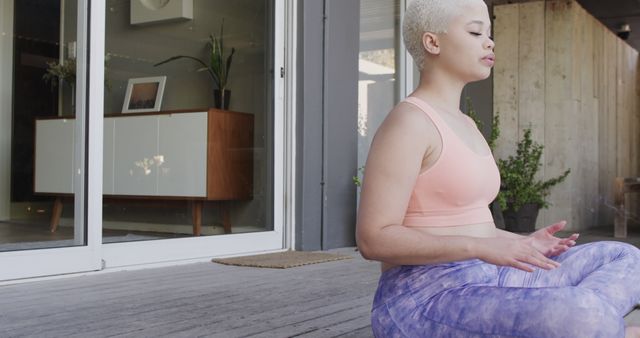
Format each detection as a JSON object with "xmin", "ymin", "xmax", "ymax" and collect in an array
[{"xmin": 34, "ymin": 108, "xmax": 254, "ymax": 235}]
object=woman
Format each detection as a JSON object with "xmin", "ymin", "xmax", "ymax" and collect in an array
[{"xmin": 355, "ymin": 0, "xmax": 640, "ymax": 337}]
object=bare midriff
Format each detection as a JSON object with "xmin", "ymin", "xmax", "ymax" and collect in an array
[{"xmin": 380, "ymin": 221, "xmax": 497, "ymax": 272}]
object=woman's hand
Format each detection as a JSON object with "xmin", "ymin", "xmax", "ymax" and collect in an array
[
  {"xmin": 475, "ymin": 237, "xmax": 561, "ymax": 272},
  {"xmin": 528, "ymin": 221, "xmax": 579, "ymax": 257}
]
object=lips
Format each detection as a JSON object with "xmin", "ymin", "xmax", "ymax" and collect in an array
[{"xmin": 481, "ymin": 54, "xmax": 495, "ymax": 66}]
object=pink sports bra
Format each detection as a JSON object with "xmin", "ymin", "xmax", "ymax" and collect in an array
[{"xmin": 401, "ymin": 96, "xmax": 500, "ymax": 227}]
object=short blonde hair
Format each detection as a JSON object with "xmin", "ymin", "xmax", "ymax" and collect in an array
[{"xmin": 402, "ymin": 0, "xmax": 479, "ymax": 71}]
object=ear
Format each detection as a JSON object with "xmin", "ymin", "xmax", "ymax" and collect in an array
[{"xmin": 422, "ymin": 32, "xmax": 440, "ymax": 55}]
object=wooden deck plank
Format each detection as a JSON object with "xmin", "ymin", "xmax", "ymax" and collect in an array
[
  {"xmin": 289, "ymin": 314, "xmax": 372, "ymax": 338},
  {"xmin": 243, "ymin": 302, "xmax": 371, "ymax": 338},
  {"xmin": 333, "ymin": 326, "xmax": 375, "ymax": 338},
  {"xmin": 104, "ymin": 291, "xmax": 371, "ymax": 338}
]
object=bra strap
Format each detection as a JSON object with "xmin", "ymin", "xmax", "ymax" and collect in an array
[{"xmin": 402, "ymin": 96, "xmax": 449, "ymax": 135}]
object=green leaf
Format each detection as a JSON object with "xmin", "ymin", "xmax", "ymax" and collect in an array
[{"xmin": 154, "ymin": 19, "xmax": 235, "ymax": 92}]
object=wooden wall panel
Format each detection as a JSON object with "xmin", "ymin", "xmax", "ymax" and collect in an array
[
  {"xmin": 493, "ymin": 4, "xmax": 520, "ymax": 161},
  {"xmin": 517, "ymin": 2, "xmax": 547, "ymax": 227},
  {"xmin": 594, "ymin": 19, "xmax": 610, "ymax": 226},
  {"xmin": 617, "ymin": 39, "xmax": 630, "ymax": 178},
  {"xmin": 601, "ymin": 24, "xmax": 619, "ymax": 225},
  {"xmin": 576, "ymin": 6, "xmax": 599, "ymax": 228},
  {"xmin": 543, "ymin": 0, "xmax": 576, "ymax": 228}
]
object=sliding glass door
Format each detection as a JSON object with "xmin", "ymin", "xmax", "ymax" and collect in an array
[
  {"xmin": 0, "ymin": 0, "xmax": 291, "ymax": 280},
  {"xmin": 0, "ymin": 0, "xmax": 101, "ymax": 280},
  {"xmin": 100, "ymin": 0, "xmax": 287, "ymax": 268}
]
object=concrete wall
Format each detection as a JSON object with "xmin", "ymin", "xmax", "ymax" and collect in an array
[
  {"xmin": 493, "ymin": 0, "xmax": 640, "ymax": 231},
  {"xmin": 0, "ymin": 0, "xmax": 13, "ymax": 221},
  {"xmin": 296, "ymin": 0, "xmax": 359, "ymax": 250}
]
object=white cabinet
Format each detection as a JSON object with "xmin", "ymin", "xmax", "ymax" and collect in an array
[
  {"xmin": 103, "ymin": 118, "xmax": 115, "ymax": 195},
  {"xmin": 157, "ymin": 113, "xmax": 207, "ymax": 197},
  {"xmin": 35, "ymin": 109, "xmax": 253, "ymax": 235},
  {"xmin": 34, "ymin": 119, "xmax": 75, "ymax": 194},
  {"xmin": 36, "ymin": 112, "xmax": 208, "ymax": 197},
  {"xmin": 35, "ymin": 110, "xmax": 248, "ymax": 200},
  {"xmin": 112, "ymin": 115, "xmax": 159, "ymax": 196}
]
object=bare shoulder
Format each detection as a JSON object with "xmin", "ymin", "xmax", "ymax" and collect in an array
[{"xmin": 372, "ymin": 101, "xmax": 439, "ymax": 152}]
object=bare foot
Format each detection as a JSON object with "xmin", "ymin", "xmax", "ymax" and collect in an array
[{"xmin": 626, "ymin": 326, "xmax": 640, "ymax": 338}]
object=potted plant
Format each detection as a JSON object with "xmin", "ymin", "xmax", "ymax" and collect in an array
[
  {"xmin": 154, "ymin": 21, "xmax": 235, "ymax": 109},
  {"xmin": 497, "ymin": 128, "xmax": 570, "ymax": 232},
  {"xmin": 43, "ymin": 58, "xmax": 77, "ymax": 115}
]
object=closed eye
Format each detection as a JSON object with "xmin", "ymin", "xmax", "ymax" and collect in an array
[{"xmin": 470, "ymin": 32, "xmax": 493, "ymax": 41}]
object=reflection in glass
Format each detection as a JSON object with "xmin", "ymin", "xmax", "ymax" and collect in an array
[
  {"xmin": 0, "ymin": 0, "xmax": 81, "ymax": 252},
  {"xmin": 102, "ymin": 0, "xmax": 275, "ymax": 243},
  {"xmin": 358, "ymin": 0, "xmax": 401, "ymax": 194}
]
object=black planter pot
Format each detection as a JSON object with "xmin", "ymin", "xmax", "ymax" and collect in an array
[
  {"xmin": 490, "ymin": 200, "xmax": 505, "ymax": 229},
  {"xmin": 503, "ymin": 203, "xmax": 540, "ymax": 233},
  {"xmin": 214, "ymin": 89, "xmax": 231, "ymax": 110}
]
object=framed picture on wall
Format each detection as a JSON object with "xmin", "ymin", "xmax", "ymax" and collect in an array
[
  {"xmin": 122, "ymin": 76, "xmax": 166, "ymax": 113},
  {"xmin": 130, "ymin": 0, "xmax": 194, "ymax": 25}
]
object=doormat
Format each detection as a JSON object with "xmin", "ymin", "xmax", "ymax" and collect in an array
[{"xmin": 211, "ymin": 250, "xmax": 352, "ymax": 269}]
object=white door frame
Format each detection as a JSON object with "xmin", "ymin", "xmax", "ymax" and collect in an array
[
  {"xmin": 0, "ymin": 0, "xmax": 14, "ymax": 221},
  {"xmin": 100, "ymin": 0, "xmax": 292, "ymax": 268},
  {"xmin": 0, "ymin": 0, "xmax": 294, "ymax": 278},
  {"xmin": 0, "ymin": 0, "xmax": 102, "ymax": 281},
  {"xmin": 399, "ymin": 0, "xmax": 415, "ymax": 97}
]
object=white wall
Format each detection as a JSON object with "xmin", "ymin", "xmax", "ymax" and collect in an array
[{"xmin": 0, "ymin": 0, "xmax": 14, "ymax": 221}]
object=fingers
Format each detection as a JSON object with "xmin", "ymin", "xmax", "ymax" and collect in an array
[
  {"xmin": 549, "ymin": 244, "xmax": 570, "ymax": 256},
  {"xmin": 518, "ymin": 247, "xmax": 560, "ymax": 271},
  {"xmin": 559, "ymin": 236, "xmax": 578, "ymax": 246},
  {"xmin": 511, "ymin": 255, "xmax": 558, "ymax": 273},
  {"xmin": 545, "ymin": 221, "xmax": 567, "ymax": 235},
  {"xmin": 511, "ymin": 261, "xmax": 534, "ymax": 273}
]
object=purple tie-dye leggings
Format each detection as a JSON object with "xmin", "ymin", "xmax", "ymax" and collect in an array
[{"xmin": 371, "ymin": 241, "xmax": 640, "ymax": 337}]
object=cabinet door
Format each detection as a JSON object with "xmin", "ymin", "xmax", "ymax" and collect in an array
[
  {"xmin": 157, "ymin": 112, "xmax": 207, "ymax": 197},
  {"xmin": 112, "ymin": 116, "xmax": 158, "ymax": 196},
  {"xmin": 34, "ymin": 119, "xmax": 75, "ymax": 194},
  {"xmin": 103, "ymin": 118, "xmax": 115, "ymax": 195}
]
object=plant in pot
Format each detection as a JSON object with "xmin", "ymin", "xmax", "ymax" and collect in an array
[
  {"xmin": 43, "ymin": 58, "xmax": 77, "ymax": 115},
  {"xmin": 154, "ymin": 21, "xmax": 235, "ymax": 109},
  {"xmin": 496, "ymin": 128, "xmax": 570, "ymax": 233}
]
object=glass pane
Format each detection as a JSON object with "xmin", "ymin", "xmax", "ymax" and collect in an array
[
  {"xmin": 102, "ymin": 0, "xmax": 275, "ymax": 243},
  {"xmin": 0, "ymin": 0, "xmax": 83, "ymax": 251},
  {"xmin": 358, "ymin": 0, "xmax": 401, "ymax": 188}
]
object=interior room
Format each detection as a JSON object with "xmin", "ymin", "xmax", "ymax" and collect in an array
[{"xmin": 0, "ymin": 0, "xmax": 276, "ymax": 251}]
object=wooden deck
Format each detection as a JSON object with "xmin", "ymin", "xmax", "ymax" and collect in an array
[
  {"xmin": 0, "ymin": 248, "xmax": 379, "ymax": 338},
  {"xmin": 0, "ymin": 228, "xmax": 639, "ymax": 337}
]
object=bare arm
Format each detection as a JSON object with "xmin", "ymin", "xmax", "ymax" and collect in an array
[{"xmin": 495, "ymin": 228, "xmax": 525, "ymax": 239}]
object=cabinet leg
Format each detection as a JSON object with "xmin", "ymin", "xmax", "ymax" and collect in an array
[
  {"xmin": 192, "ymin": 201, "xmax": 203, "ymax": 236},
  {"xmin": 220, "ymin": 203, "xmax": 231, "ymax": 234},
  {"xmin": 50, "ymin": 197, "xmax": 63, "ymax": 233}
]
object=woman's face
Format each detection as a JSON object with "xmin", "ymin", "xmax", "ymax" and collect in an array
[{"xmin": 433, "ymin": 1, "xmax": 495, "ymax": 82}]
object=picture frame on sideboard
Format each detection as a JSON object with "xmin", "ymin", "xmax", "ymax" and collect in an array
[{"xmin": 122, "ymin": 76, "xmax": 166, "ymax": 113}]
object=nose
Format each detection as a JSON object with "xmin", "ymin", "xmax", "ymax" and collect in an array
[{"xmin": 485, "ymin": 36, "xmax": 495, "ymax": 50}]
